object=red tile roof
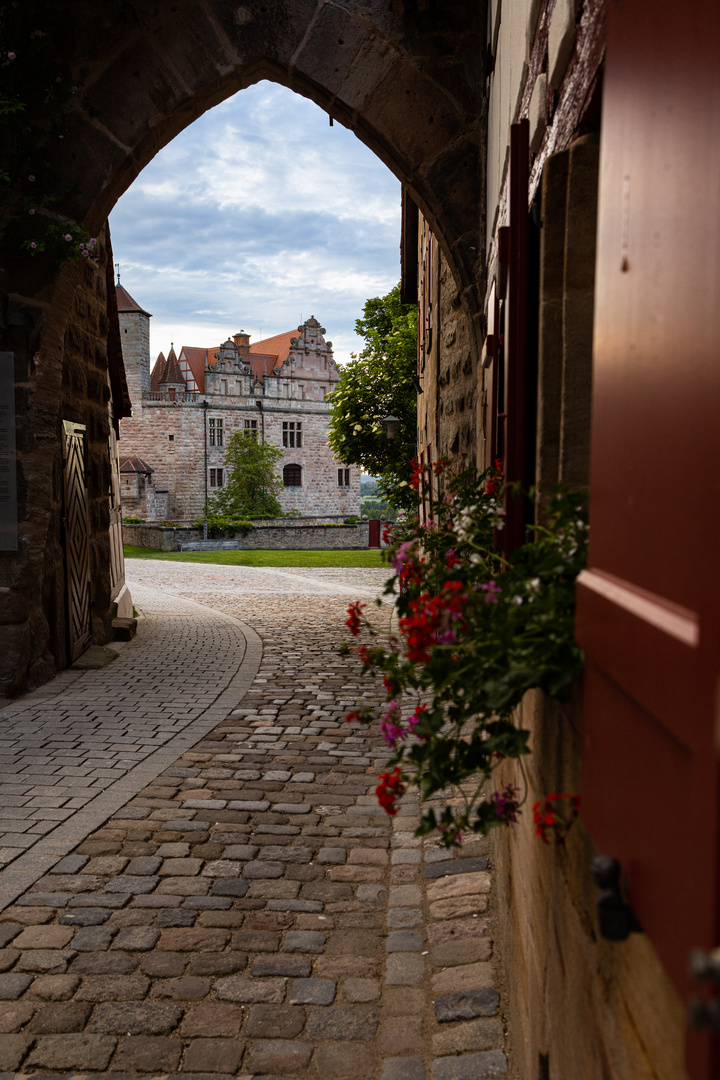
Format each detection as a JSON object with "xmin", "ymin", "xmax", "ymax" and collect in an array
[
  {"xmin": 115, "ymin": 285, "xmax": 151, "ymax": 317},
  {"xmin": 250, "ymin": 330, "xmax": 296, "ymax": 368},
  {"xmin": 161, "ymin": 345, "xmax": 185, "ymax": 386},
  {"xmin": 179, "ymin": 346, "xmax": 208, "ymax": 392},
  {"xmin": 120, "ymin": 454, "xmax": 154, "ymax": 474},
  {"xmin": 150, "ymin": 352, "xmax": 166, "ymax": 391}
]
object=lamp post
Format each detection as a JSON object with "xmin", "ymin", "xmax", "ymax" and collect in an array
[{"xmin": 203, "ymin": 400, "xmax": 208, "ymax": 540}]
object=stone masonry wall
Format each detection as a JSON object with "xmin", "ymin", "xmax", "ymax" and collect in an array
[
  {"xmin": 119, "ymin": 403, "xmax": 361, "ymax": 522},
  {"xmin": 123, "ymin": 521, "xmax": 371, "ymax": 551},
  {"xmin": 120, "ymin": 310, "xmax": 150, "ymax": 410},
  {"xmin": 0, "ymin": 227, "xmax": 118, "ymax": 694},
  {"xmin": 435, "ymin": 250, "xmax": 477, "ymax": 468}
]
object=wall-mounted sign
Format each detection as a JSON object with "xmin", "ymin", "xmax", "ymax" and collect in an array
[{"xmin": 0, "ymin": 352, "xmax": 18, "ymax": 551}]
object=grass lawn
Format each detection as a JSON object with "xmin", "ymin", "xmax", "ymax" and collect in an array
[{"xmin": 123, "ymin": 546, "xmax": 387, "ymax": 568}]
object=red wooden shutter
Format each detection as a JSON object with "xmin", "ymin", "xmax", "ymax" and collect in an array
[
  {"xmin": 504, "ymin": 121, "xmax": 530, "ymax": 551},
  {"xmin": 576, "ymin": 1, "xmax": 720, "ymax": 1075}
]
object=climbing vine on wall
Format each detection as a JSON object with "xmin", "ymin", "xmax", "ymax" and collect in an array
[{"xmin": 343, "ymin": 461, "xmax": 587, "ymax": 846}]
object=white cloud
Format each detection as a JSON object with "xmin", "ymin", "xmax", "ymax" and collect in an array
[{"xmin": 109, "ymin": 81, "xmax": 402, "ymax": 365}]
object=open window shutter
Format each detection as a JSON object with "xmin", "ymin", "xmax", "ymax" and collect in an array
[
  {"xmin": 504, "ymin": 120, "xmax": 530, "ymax": 551},
  {"xmin": 576, "ymin": 1, "xmax": 720, "ymax": 1075}
]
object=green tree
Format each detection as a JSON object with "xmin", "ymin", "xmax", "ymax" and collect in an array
[
  {"xmin": 210, "ymin": 430, "xmax": 284, "ymax": 519},
  {"xmin": 327, "ymin": 284, "xmax": 417, "ymax": 508}
]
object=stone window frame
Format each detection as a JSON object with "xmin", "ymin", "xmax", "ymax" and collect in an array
[
  {"xmin": 209, "ymin": 417, "xmax": 224, "ymax": 447},
  {"xmin": 244, "ymin": 418, "xmax": 258, "ymax": 439},
  {"xmin": 338, "ymin": 468, "xmax": 350, "ymax": 487},
  {"xmin": 283, "ymin": 421, "xmax": 302, "ymax": 448},
  {"xmin": 283, "ymin": 463, "xmax": 302, "ymax": 487},
  {"xmin": 209, "ymin": 467, "xmax": 224, "ymax": 488}
]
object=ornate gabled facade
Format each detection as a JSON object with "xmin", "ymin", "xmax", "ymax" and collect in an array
[{"xmin": 117, "ymin": 289, "xmax": 360, "ymax": 522}]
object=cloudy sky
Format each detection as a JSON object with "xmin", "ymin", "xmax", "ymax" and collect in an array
[{"xmin": 109, "ymin": 81, "xmax": 402, "ymax": 366}]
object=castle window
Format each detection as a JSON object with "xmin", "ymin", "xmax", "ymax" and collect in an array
[
  {"xmin": 209, "ymin": 418, "xmax": 223, "ymax": 446},
  {"xmin": 168, "ymin": 434, "xmax": 174, "ymax": 442},
  {"xmin": 320, "ymin": 386, "xmax": 326, "ymax": 398},
  {"xmin": 283, "ymin": 463, "xmax": 302, "ymax": 487},
  {"xmin": 338, "ymin": 468, "xmax": 350, "ymax": 487},
  {"xmin": 283, "ymin": 421, "xmax": 302, "ymax": 448},
  {"xmin": 210, "ymin": 468, "xmax": 224, "ymax": 488},
  {"xmin": 244, "ymin": 418, "xmax": 258, "ymax": 438}
]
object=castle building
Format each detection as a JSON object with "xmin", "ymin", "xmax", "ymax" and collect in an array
[{"xmin": 116, "ymin": 285, "xmax": 360, "ymax": 521}]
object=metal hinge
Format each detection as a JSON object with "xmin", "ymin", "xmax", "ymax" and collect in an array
[
  {"xmin": 591, "ymin": 856, "xmax": 642, "ymax": 941},
  {"xmin": 688, "ymin": 949, "xmax": 720, "ymax": 1032}
]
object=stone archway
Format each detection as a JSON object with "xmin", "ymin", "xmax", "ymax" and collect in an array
[
  {"xmin": 1, "ymin": 0, "xmax": 487, "ymax": 692},
  {"xmin": 63, "ymin": 0, "xmax": 485, "ymax": 317}
]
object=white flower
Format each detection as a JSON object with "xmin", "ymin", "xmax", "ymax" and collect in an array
[{"xmin": 512, "ymin": 596, "xmax": 523, "ymax": 606}]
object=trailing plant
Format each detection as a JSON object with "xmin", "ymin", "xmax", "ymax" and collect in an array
[{"xmin": 343, "ymin": 460, "xmax": 587, "ymax": 845}]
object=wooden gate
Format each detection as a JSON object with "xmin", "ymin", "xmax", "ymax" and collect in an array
[
  {"xmin": 576, "ymin": 0, "xmax": 720, "ymax": 1075},
  {"xmin": 62, "ymin": 420, "xmax": 92, "ymax": 662},
  {"xmin": 107, "ymin": 424, "xmax": 125, "ymax": 603},
  {"xmin": 368, "ymin": 519, "xmax": 381, "ymax": 548}
]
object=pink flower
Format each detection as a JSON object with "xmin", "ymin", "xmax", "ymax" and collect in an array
[
  {"xmin": 28, "ymin": 175, "xmax": 35, "ymax": 182},
  {"xmin": 30, "ymin": 242, "xmax": 37, "ymax": 249},
  {"xmin": 7, "ymin": 52, "xmax": 16, "ymax": 60},
  {"xmin": 63, "ymin": 234, "xmax": 72, "ymax": 242},
  {"xmin": 28, "ymin": 209, "xmax": 35, "ymax": 215},
  {"xmin": 81, "ymin": 250, "xmax": 89, "ymax": 257},
  {"xmin": 390, "ymin": 540, "xmax": 415, "ymax": 573},
  {"xmin": 379, "ymin": 700, "xmax": 403, "ymax": 748},
  {"xmin": 481, "ymin": 580, "xmax": 501, "ymax": 604}
]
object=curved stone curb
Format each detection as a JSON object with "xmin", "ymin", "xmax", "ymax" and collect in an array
[{"xmin": 0, "ymin": 584, "xmax": 262, "ymax": 910}]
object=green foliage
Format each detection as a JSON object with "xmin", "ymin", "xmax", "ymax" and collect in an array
[
  {"xmin": 361, "ymin": 498, "xmax": 397, "ymax": 521},
  {"xmin": 123, "ymin": 517, "xmax": 144, "ymax": 524},
  {"xmin": 192, "ymin": 513, "xmax": 255, "ymax": 539},
  {"xmin": 343, "ymin": 516, "xmax": 361, "ymax": 524},
  {"xmin": 0, "ymin": 7, "xmax": 95, "ymax": 265},
  {"xmin": 328, "ymin": 285, "xmax": 417, "ymax": 510},
  {"xmin": 123, "ymin": 547, "xmax": 386, "ymax": 568},
  {"xmin": 208, "ymin": 430, "xmax": 284, "ymax": 519},
  {"xmin": 345, "ymin": 464, "xmax": 588, "ymax": 845}
]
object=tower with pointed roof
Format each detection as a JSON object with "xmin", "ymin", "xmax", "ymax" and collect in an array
[{"xmin": 116, "ymin": 283, "xmax": 151, "ymax": 411}]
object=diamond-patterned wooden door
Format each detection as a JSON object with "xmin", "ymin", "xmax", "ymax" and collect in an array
[{"xmin": 62, "ymin": 420, "xmax": 91, "ymax": 662}]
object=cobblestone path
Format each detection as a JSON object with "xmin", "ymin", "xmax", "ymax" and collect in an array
[{"xmin": 0, "ymin": 563, "xmax": 510, "ymax": 1080}]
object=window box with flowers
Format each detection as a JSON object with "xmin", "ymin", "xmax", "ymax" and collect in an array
[{"xmin": 343, "ymin": 461, "xmax": 587, "ymax": 846}]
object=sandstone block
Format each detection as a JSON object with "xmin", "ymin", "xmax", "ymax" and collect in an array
[
  {"xmin": 431, "ymin": 1049, "xmax": 508, "ymax": 1079},
  {"xmin": 215, "ymin": 975, "xmax": 286, "ymax": 1003},
  {"xmin": 306, "ymin": 1005, "xmax": 379, "ymax": 1040},
  {"xmin": 26, "ymin": 1033, "xmax": 117, "ymax": 1070},
  {"xmin": 184, "ymin": 1037, "xmax": 243, "ymax": 1073},
  {"xmin": 111, "ymin": 1035, "xmax": 182, "ymax": 1072},
  {"xmin": 244, "ymin": 1038, "xmax": 312, "ymax": 1073}
]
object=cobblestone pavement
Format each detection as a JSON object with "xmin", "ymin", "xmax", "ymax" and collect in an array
[{"xmin": 0, "ymin": 562, "xmax": 510, "ymax": 1080}]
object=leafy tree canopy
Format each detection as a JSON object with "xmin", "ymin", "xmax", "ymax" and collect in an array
[
  {"xmin": 327, "ymin": 284, "xmax": 417, "ymax": 508},
  {"xmin": 209, "ymin": 430, "xmax": 284, "ymax": 519}
]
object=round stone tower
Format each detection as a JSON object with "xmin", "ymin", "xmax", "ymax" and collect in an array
[{"xmin": 116, "ymin": 283, "xmax": 151, "ymax": 413}]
